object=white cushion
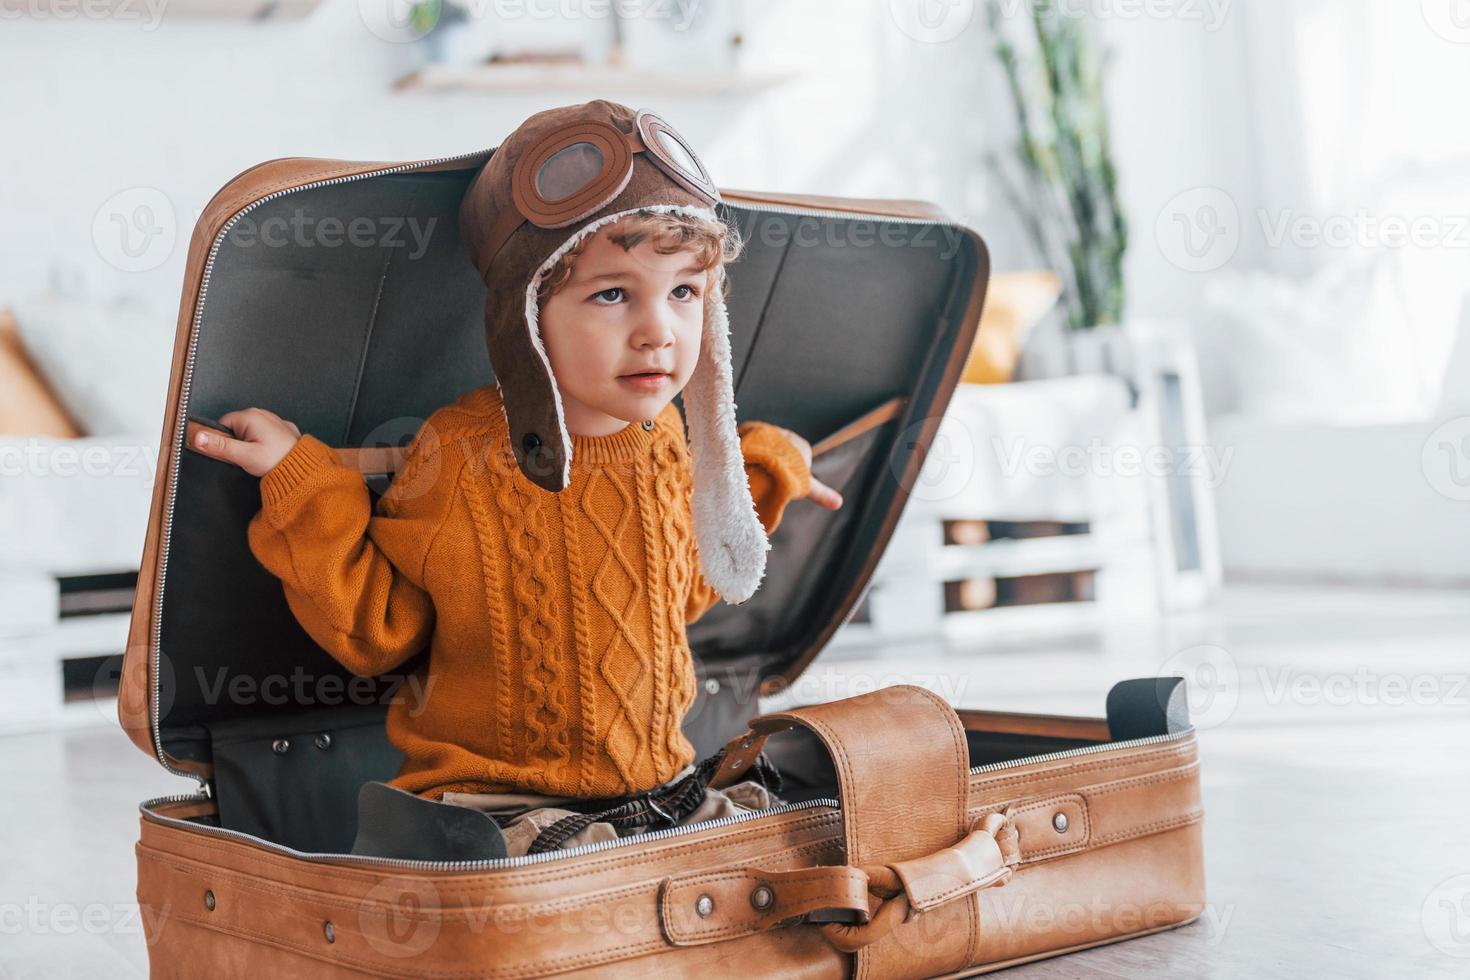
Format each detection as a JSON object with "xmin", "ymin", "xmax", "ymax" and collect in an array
[{"xmin": 0, "ymin": 432, "xmax": 156, "ymax": 576}]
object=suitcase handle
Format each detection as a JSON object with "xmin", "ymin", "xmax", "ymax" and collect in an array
[
  {"xmin": 704, "ymin": 684, "xmax": 1005, "ymax": 967},
  {"xmin": 659, "ymin": 810, "xmax": 1015, "ymax": 950},
  {"xmin": 818, "ymin": 810, "xmax": 1014, "ymax": 952}
]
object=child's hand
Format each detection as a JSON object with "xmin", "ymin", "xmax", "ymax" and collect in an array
[
  {"xmin": 191, "ymin": 408, "xmax": 303, "ymax": 478},
  {"xmin": 769, "ymin": 426, "xmax": 844, "ymax": 510}
]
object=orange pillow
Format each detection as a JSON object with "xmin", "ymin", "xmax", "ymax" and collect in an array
[
  {"xmin": 0, "ymin": 306, "xmax": 84, "ymax": 437},
  {"xmin": 961, "ymin": 272, "xmax": 1063, "ymax": 385}
]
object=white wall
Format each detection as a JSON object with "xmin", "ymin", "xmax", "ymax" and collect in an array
[{"xmin": 0, "ymin": 1, "xmax": 1069, "ymax": 319}]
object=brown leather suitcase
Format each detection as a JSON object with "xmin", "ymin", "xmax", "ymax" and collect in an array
[{"xmin": 118, "ymin": 149, "xmax": 1206, "ymax": 978}]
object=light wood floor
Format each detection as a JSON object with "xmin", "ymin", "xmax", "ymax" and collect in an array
[{"xmin": 2, "ymin": 581, "xmax": 1466, "ymax": 978}]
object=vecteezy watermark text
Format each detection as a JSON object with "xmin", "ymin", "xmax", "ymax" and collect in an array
[
  {"xmin": 992, "ymin": 436, "xmax": 1235, "ymax": 488},
  {"xmin": 229, "ymin": 212, "xmax": 439, "ymax": 261}
]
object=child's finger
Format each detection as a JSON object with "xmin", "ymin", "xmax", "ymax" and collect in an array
[
  {"xmin": 808, "ymin": 477, "xmax": 843, "ymax": 510},
  {"xmin": 192, "ymin": 427, "xmax": 249, "ymax": 465}
]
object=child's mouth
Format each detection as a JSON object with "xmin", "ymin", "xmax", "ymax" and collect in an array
[{"xmin": 619, "ymin": 371, "xmax": 670, "ymax": 391}]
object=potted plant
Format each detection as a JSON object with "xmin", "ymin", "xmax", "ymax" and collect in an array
[
  {"xmin": 412, "ymin": 0, "xmax": 476, "ymax": 67},
  {"xmin": 984, "ymin": 0, "xmax": 1131, "ymax": 379}
]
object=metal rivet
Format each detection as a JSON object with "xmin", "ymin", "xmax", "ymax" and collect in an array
[
  {"xmin": 740, "ymin": 737, "xmax": 754, "ymax": 750},
  {"xmin": 314, "ymin": 733, "xmax": 332, "ymax": 750},
  {"xmin": 641, "ymin": 419, "xmax": 655, "ymax": 431},
  {"xmin": 522, "ymin": 432, "xmax": 542, "ymax": 453},
  {"xmin": 1052, "ymin": 811, "xmax": 1069, "ymax": 834},
  {"xmin": 750, "ymin": 886, "xmax": 774, "ymax": 911},
  {"xmin": 204, "ymin": 890, "xmax": 215, "ymax": 911},
  {"xmin": 272, "ymin": 738, "xmax": 290, "ymax": 755},
  {"xmin": 323, "ymin": 920, "xmax": 335, "ymax": 943},
  {"xmin": 704, "ymin": 678, "xmax": 721, "ymax": 695},
  {"xmin": 695, "ymin": 895, "xmax": 714, "ymax": 918}
]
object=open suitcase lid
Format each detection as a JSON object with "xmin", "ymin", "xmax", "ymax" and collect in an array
[{"xmin": 118, "ymin": 148, "xmax": 990, "ymax": 782}]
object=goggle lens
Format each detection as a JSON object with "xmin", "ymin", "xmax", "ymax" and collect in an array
[
  {"xmin": 652, "ymin": 128, "xmax": 704, "ymax": 185},
  {"xmin": 535, "ymin": 141, "xmax": 605, "ymax": 202}
]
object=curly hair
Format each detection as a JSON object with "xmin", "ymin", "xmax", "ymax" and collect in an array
[{"xmin": 535, "ymin": 209, "xmax": 744, "ymax": 310}]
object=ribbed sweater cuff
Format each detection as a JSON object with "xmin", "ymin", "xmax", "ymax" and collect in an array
[
  {"xmin": 737, "ymin": 421, "xmax": 811, "ymax": 500},
  {"xmin": 259, "ymin": 433, "xmax": 341, "ymax": 513}
]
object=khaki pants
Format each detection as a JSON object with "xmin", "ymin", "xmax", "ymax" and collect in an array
[{"xmin": 442, "ymin": 765, "xmax": 782, "ymax": 858}]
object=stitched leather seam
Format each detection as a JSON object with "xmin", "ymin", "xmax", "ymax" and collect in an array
[
  {"xmin": 140, "ymin": 839, "xmax": 840, "ymax": 923},
  {"xmin": 1084, "ymin": 762, "xmax": 1199, "ymax": 797},
  {"xmin": 154, "ymin": 912, "xmax": 416, "ymax": 978},
  {"xmin": 1007, "ymin": 810, "xmax": 1203, "ymax": 865},
  {"xmin": 148, "ymin": 845, "xmax": 843, "ymax": 978},
  {"xmin": 662, "ymin": 880, "xmax": 869, "ymax": 943},
  {"xmin": 1010, "ymin": 793, "xmax": 1090, "ymax": 859},
  {"xmin": 911, "ymin": 866, "xmax": 1011, "ymax": 909},
  {"xmin": 1090, "ymin": 811, "xmax": 1203, "ymax": 846},
  {"xmin": 160, "ymin": 904, "xmax": 663, "ymax": 979},
  {"xmin": 971, "ymin": 763, "xmax": 1200, "ymax": 861},
  {"xmin": 662, "ymin": 866, "xmax": 865, "ymax": 935},
  {"xmin": 142, "ymin": 849, "xmax": 655, "ymax": 920},
  {"xmin": 144, "ymin": 806, "xmax": 841, "ymax": 893},
  {"xmin": 668, "ymin": 866, "xmax": 863, "ymax": 890},
  {"xmin": 904, "ymin": 685, "xmax": 970, "ymax": 843}
]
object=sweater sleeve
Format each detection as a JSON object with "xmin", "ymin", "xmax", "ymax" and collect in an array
[
  {"xmin": 685, "ymin": 421, "xmax": 813, "ymax": 625},
  {"xmin": 246, "ymin": 428, "xmax": 455, "ymax": 677}
]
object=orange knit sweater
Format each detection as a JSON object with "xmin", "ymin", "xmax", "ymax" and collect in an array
[{"xmin": 247, "ymin": 384, "xmax": 810, "ymax": 801}]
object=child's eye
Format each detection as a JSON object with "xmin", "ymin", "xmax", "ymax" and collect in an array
[
  {"xmin": 590, "ymin": 287, "xmax": 625, "ymax": 305},
  {"xmin": 672, "ymin": 283, "xmax": 700, "ymax": 301}
]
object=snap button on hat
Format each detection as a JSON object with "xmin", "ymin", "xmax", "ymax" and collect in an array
[
  {"xmin": 323, "ymin": 921, "xmax": 335, "ymax": 943},
  {"xmin": 695, "ymin": 895, "xmax": 714, "ymax": 917},
  {"xmin": 1052, "ymin": 811, "xmax": 1069, "ymax": 833},
  {"xmin": 314, "ymin": 733, "xmax": 332, "ymax": 750},
  {"xmin": 272, "ymin": 739, "xmax": 290, "ymax": 755},
  {"xmin": 204, "ymin": 890, "xmax": 215, "ymax": 911},
  {"xmin": 750, "ymin": 886, "xmax": 774, "ymax": 911}
]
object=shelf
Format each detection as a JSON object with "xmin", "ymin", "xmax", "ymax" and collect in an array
[
  {"xmin": 5, "ymin": 0, "xmax": 321, "ymax": 17},
  {"xmin": 394, "ymin": 63, "xmax": 796, "ymax": 98}
]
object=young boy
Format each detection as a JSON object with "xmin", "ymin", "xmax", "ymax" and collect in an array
[{"xmin": 191, "ymin": 100, "xmax": 843, "ymax": 858}]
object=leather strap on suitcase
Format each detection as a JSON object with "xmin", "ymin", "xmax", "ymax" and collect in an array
[{"xmin": 675, "ymin": 684, "xmax": 1018, "ymax": 980}]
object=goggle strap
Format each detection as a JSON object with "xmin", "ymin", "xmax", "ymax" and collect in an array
[{"xmin": 478, "ymin": 204, "xmax": 527, "ymax": 282}]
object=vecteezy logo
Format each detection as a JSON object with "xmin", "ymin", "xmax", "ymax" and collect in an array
[
  {"xmin": 1155, "ymin": 187, "xmax": 1240, "ymax": 273},
  {"xmin": 359, "ymin": 0, "xmax": 437, "ymax": 43},
  {"xmin": 1422, "ymin": 416, "xmax": 1470, "ymax": 501},
  {"xmin": 889, "ymin": 415, "xmax": 974, "ymax": 504},
  {"xmin": 889, "ymin": 0, "xmax": 975, "ymax": 43},
  {"xmin": 92, "ymin": 187, "xmax": 176, "ymax": 272},
  {"xmin": 1423, "ymin": 874, "xmax": 1470, "ymax": 957},
  {"xmin": 1158, "ymin": 644, "xmax": 1238, "ymax": 730},
  {"xmin": 1422, "ymin": 0, "xmax": 1470, "ymax": 43},
  {"xmin": 359, "ymin": 877, "xmax": 443, "ymax": 957}
]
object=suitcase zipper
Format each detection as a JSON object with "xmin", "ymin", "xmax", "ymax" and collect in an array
[
  {"xmin": 137, "ymin": 793, "xmax": 840, "ymax": 871},
  {"xmin": 148, "ymin": 167, "xmax": 977, "ymax": 786},
  {"xmin": 968, "ymin": 727, "xmax": 1193, "ymax": 775}
]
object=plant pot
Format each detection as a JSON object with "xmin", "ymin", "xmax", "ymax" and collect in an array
[
  {"xmin": 1066, "ymin": 323, "xmax": 1134, "ymax": 378},
  {"xmin": 1020, "ymin": 318, "xmax": 1136, "ymax": 382}
]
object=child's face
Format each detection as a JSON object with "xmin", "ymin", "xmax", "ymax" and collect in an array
[{"xmin": 539, "ymin": 223, "xmax": 705, "ymax": 435}]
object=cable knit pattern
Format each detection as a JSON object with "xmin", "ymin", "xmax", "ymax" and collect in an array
[{"xmin": 246, "ymin": 384, "xmax": 809, "ymax": 800}]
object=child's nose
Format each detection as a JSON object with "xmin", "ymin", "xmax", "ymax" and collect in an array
[{"xmin": 632, "ymin": 309, "xmax": 678, "ymax": 348}]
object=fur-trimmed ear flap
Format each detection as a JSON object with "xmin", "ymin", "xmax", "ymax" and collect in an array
[{"xmin": 682, "ymin": 274, "xmax": 770, "ymax": 604}]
